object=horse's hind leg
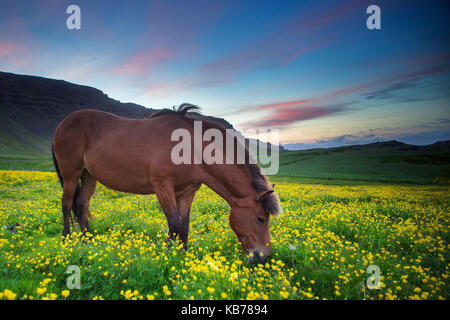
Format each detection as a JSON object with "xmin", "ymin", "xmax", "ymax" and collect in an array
[
  {"xmin": 77, "ymin": 170, "xmax": 97, "ymax": 238},
  {"xmin": 61, "ymin": 179, "xmax": 79, "ymax": 238},
  {"xmin": 153, "ymin": 180, "xmax": 181, "ymax": 243}
]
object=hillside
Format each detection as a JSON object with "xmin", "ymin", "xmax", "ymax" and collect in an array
[
  {"xmin": 0, "ymin": 71, "xmax": 234, "ymax": 157},
  {"xmin": 277, "ymin": 140, "xmax": 450, "ymax": 184}
]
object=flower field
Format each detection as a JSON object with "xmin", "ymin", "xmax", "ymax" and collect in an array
[{"xmin": 0, "ymin": 170, "xmax": 448, "ymax": 300}]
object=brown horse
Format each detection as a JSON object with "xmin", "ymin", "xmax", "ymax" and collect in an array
[{"xmin": 52, "ymin": 104, "xmax": 281, "ymax": 263}]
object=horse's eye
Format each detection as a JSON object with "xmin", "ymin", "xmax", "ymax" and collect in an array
[{"xmin": 256, "ymin": 217, "xmax": 265, "ymax": 224}]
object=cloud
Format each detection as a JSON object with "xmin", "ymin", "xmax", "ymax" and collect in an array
[
  {"xmin": 358, "ymin": 66, "xmax": 450, "ymax": 103},
  {"xmin": 416, "ymin": 118, "xmax": 450, "ymax": 128},
  {"xmin": 282, "ymin": 30, "xmax": 342, "ymax": 66},
  {"xmin": 0, "ymin": 42, "xmax": 24, "ymax": 58},
  {"xmin": 0, "ymin": 41, "xmax": 33, "ymax": 68},
  {"xmin": 248, "ymin": 99, "xmax": 316, "ymax": 112},
  {"xmin": 241, "ymin": 103, "xmax": 351, "ymax": 128},
  {"xmin": 331, "ymin": 65, "xmax": 450, "ymax": 98},
  {"xmin": 114, "ymin": 48, "xmax": 174, "ymax": 75},
  {"xmin": 363, "ymin": 79, "xmax": 418, "ymax": 100}
]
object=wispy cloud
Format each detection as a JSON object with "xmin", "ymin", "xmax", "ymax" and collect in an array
[
  {"xmin": 0, "ymin": 41, "xmax": 34, "ymax": 68},
  {"xmin": 363, "ymin": 79, "xmax": 417, "ymax": 100},
  {"xmin": 282, "ymin": 30, "xmax": 343, "ymax": 66},
  {"xmin": 241, "ymin": 103, "xmax": 351, "ymax": 128},
  {"xmin": 114, "ymin": 48, "xmax": 174, "ymax": 75},
  {"xmin": 0, "ymin": 42, "xmax": 24, "ymax": 58},
  {"xmin": 248, "ymin": 99, "xmax": 316, "ymax": 112},
  {"xmin": 327, "ymin": 65, "xmax": 450, "ymax": 99}
]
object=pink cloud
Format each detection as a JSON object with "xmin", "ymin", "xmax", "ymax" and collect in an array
[
  {"xmin": 0, "ymin": 42, "xmax": 24, "ymax": 58},
  {"xmin": 114, "ymin": 48, "xmax": 174, "ymax": 75},
  {"xmin": 248, "ymin": 99, "xmax": 316, "ymax": 112},
  {"xmin": 282, "ymin": 29, "xmax": 343, "ymax": 66},
  {"xmin": 242, "ymin": 104, "xmax": 349, "ymax": 128}
]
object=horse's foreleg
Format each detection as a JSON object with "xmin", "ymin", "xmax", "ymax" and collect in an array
[
  {"xmin": 78, "ymin": 170, "xmax": 97, "ymax": 238},
  {"xmin": 154, "ymin": 181, "xmax": 181, "ymax": 242},
  {"xmin": 176, "ymin": 188, "xmax": 198, "ymax": 250}
]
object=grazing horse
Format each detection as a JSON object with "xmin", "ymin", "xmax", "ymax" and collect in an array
[{"xmin": 52, "ymin": 104, "xmax": 282, "ymax": 263}]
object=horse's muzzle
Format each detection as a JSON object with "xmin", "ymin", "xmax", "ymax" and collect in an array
[{"xmin": 247, "ymin": 250, "xmax": 268, "ymax": 264}]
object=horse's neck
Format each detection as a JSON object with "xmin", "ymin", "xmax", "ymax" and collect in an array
[{"xmin": 201, "ymin": 164, "xmax": 254, "ymax": 206}]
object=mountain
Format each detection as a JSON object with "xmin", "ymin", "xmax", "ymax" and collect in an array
[
  {"xmin": 0, "ymin": 71, "xmax": 234, "ymax": 157},
  {"xmin": 284, "ymin": 135, "xmax": 450, "ymax": 151}
]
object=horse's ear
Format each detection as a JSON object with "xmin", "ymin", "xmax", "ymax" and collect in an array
[{"xmin": 255, "ymin": 189, "xmax": 274, "ymax": 202}]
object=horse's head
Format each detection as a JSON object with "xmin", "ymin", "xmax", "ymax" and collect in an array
[{"xmin": 229, "ymin": 184, "xmax": 281, "ymax": 263}]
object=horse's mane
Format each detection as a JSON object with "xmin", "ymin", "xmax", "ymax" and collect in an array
[
  {"xmin": 247, "ymin": 162, "xmax": 282, "ymax": 216},
  {"xmin": 148, "ymin": 103, "xmax": 282, "ymax": 216},
  {"xmin": 147, "ymin": 103, "xmax": 200, "ymax": 118}
]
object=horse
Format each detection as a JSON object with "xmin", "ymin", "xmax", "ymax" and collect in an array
[{"xmin": 52, "ymin": 104, "xmax": 282, "ymax": 263}]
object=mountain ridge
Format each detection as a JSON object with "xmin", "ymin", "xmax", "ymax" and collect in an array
[{"xmin": 284, "ymin": 139, "xmax": 450, "ymax": 153}]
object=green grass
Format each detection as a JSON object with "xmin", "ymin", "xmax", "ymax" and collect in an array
[
  {"xmin": 277, "ymin": 147, "xmax": 450, "ymax": 184},
  {"xmin": 0, "ymin": 170, "xmax": 448, "ymax": 300},
  {"xmin": 0, "ymin": 158, "xmax": 54, "ymax": 171}
]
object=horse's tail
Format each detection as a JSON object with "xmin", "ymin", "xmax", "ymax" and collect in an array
[
  {"xmin": 52, "ymin": 144, "xmax": 63, "ymax": 187},
  {"xmin": 52, "ymin": 144, "xmax": 81, "ymax": 227}
]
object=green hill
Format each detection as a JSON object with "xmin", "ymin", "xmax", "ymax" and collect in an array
[{"xmin": 277, "ymin": 140, "xmax": 450, "ymax": 184}]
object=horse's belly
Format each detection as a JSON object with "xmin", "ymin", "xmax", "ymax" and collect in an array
[
  {"xmin": 92, "ymin": 171, "xmax": 154, "ymax": 195},
  {"xmin": 84, "ymin": 145, "xmax": 154, "ymax": 194}
]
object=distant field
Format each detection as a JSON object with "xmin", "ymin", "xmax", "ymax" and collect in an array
[
  {"xmin": 0, "ymin": 170, "xmax": 448, "ymax": 300},
  {"xmin": 275, "ymin": 144, "xmax": 450, "ymax": 185},
  {"xmin": 0, "ymin": 158, "xmax": 54, "ymax": 172}
]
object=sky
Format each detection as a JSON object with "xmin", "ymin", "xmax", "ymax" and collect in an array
[{"xmin": 0, "ymin": 0, "xmax": 449, "ymax": 149}]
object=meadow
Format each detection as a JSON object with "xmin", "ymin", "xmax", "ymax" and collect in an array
[{"xmin": 0, "ymin": 170, "xmax": 448, "ymax": 300}]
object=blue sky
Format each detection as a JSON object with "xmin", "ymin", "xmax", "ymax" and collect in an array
[{"xmin": 0, "ymin": 0, "xmax": 449, "ymax": 147}]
